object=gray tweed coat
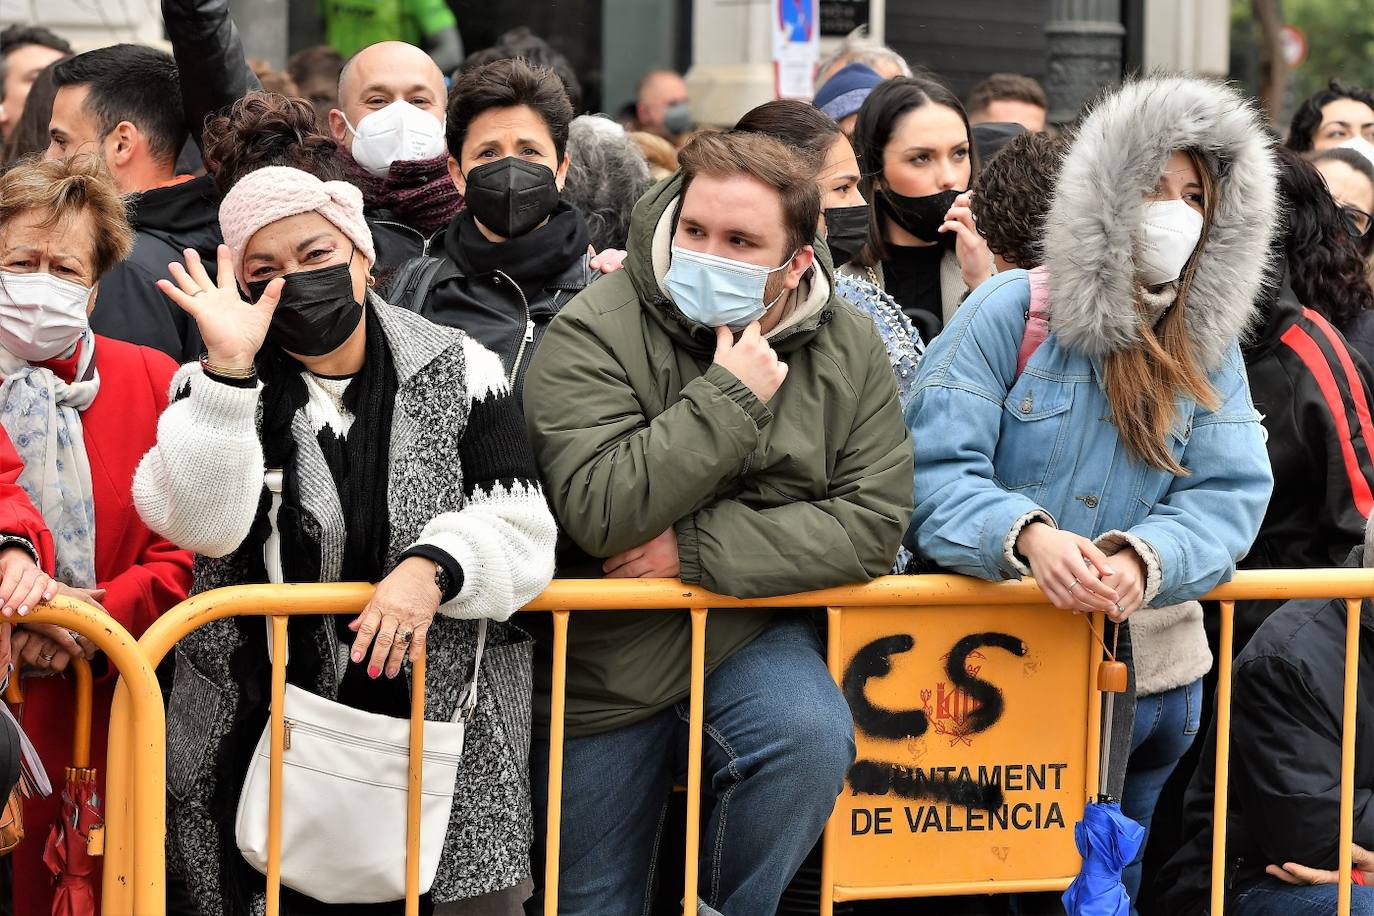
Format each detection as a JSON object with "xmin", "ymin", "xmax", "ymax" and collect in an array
[{"xmin": 163, "ymin": 300, "xmax": 535, "ymax": 913}]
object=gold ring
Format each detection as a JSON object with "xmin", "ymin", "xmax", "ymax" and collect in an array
[{"xmin": 39, "ymin": 649, "xmax": 55, "ymax": 662}]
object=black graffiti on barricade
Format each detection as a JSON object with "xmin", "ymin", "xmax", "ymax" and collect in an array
[
  {"xmin": 843, "ymin": 634, "xmax": 929, "ymax": 740},
  {"xmin": 848, "ymin": 759, "xmax": 1005, "ymax": 809},
  {"xmin": 946, "ymin": 632, "xmax": 1026, "ymax": 733},
  {"xmin": 842, "ymin": 631, "xmax": 1029, "ymax": 810}
]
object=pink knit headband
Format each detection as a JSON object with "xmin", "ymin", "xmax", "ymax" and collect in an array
[{"xmin": 218, "ymin": 166, "xmax": 376, "ymax": 287}]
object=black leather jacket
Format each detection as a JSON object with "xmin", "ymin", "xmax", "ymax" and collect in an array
[
  {"xmin": 419, "ymin": 205, "xmax": 594, "ymax": 401},
  {"xmin": 162, "ymin": 0, "xmax": 259, "ymax": 147}
]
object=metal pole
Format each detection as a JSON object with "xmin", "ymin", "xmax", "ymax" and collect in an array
[
  {"xmin": 406, "ymin": 653, "xmax": 426, "ymax": 916},
  {"xmin": 1045, "ymin": 0, "xmax": 1126, "ymax": 124},
  {"xmin": 683, "ymin": 608, "xmax": 709, "ymax": 915},
  {"xmin": 543, "ymin": 611, "xmax": 570, "ymax": 916},
  {"xmin": 1338, "ymin": 599, "xmax": 1361, "ymax": 916},
  {"xmin": 1210, "ymin": 601, "xmax": 1236, "ymax": 916}
]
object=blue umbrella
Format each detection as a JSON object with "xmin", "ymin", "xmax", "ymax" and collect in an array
[
  {"xmin": 1062, "ymin": 800, "xmax": 1146, "ymax": 916},
  {"xmin": 1064, "ymin": 644, "xmax": 1145, "ymax": 916}
]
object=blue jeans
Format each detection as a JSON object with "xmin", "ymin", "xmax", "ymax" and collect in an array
[
  {"xmin": 529, "ymin": 614, "xmax": 855, "ymax": 916},
  {"xmin": 1122, "ymin": 678, "xmax": 1202, "ymax": 909},
  {"xmin": 1233, "ymin": 878, "xmax": 1374, "ymax": 915}
]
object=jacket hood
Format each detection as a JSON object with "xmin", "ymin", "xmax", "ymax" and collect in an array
[
  {"xmin": 1044, "ymin": 75, "xmax": 1280, "ymax": 371},
  {"xmin": 623, "ymin": 172, "xmax": 836, "ymax": 353},
  {"xmin": 130, "ymin": 175, "xmax": 220, "ymax": 238}
]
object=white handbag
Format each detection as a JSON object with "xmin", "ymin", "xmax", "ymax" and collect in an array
[{"xmin": 234, "ymin": 469, "xmax": 484, "ymax": 904}]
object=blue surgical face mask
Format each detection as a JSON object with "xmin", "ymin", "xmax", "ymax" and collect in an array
[{"xmin": 663, "ymin": 245, "xmax": 796, "ymax": 330}]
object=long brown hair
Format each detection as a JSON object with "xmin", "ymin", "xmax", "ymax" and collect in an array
[{"xmin": 1103, "ymin": 149, "xmax": 1220, "ymax": 475}]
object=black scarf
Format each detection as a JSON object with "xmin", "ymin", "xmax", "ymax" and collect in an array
[
  {"xmin": 446, "ymin": 199, "xmax": 590, "ymax": 291},
  {"xmin": 256, "ymin": 302, "xmax": 398, "ymax": 586}
]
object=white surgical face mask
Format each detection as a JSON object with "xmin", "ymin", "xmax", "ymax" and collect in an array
[
  {"xmin": 0, "ymin": 271, "xmax": 91, "ymax": 361},
  {"xmin": 1136, "ymin": 199, "xmax": 1205, "ymax": 288},
  {"xmin": 663, "ymin": 245, "xmax": 795, "ymax": 330},
  {"xmin": 344, "ymin": 100, "xmax": 447, "ymax": 177},
  {"xmin": 1338, "ymin": 136, "xmax": 1374, "ymax": 173}
]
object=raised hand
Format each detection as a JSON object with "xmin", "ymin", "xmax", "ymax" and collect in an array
[
  {"xmin": 941, "ymin": 191, "xmax": 994, "ymax": 292},
  {"xmin": 713, "ymin": 322, "xmax": 788, "ymax": 404},
  {"xmin": 156, "ymin": 244, "xmax": 284, "ymax": 371}
]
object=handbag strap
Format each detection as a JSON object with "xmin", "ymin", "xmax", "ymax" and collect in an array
[
  {"xmin": 453, "ymin": 619, "xmax": 486, "ymax": 724},
  {"xmin": 262, "ymin": 468, "xmax": 488, "ymax": 726}
]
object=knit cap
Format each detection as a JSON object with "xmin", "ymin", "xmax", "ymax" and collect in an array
[
  {"xmin": 814, "ymin": 63, "xmax": 884, "ymax": 122},
  {"xmin": 218, "ymin": 166, "xmax": 376, "ymax": 286}
]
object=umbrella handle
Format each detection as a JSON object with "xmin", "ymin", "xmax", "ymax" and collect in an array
[
  {"xmin": 1097, "ymin": 661, "xmax": 1128, "ymax": 693},
  {"xmin": 71, "ymin": 657, "xmax": 91, "ymax": 770},
  {"xmin": 3, "ymin": 675, "xmax": 19, "ymax": 708}
]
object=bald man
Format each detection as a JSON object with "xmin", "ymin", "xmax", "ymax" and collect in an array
[
  {"xmin": 634, "ymin": 69, "xmax": 691, "ymax": 145},
  {"xmin": 329, "ymin": 40, "xmax": 462, "ymax": 243}
]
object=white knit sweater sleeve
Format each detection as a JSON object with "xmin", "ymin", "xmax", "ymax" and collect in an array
[
  {"xmin": 133, "ymin": 365, "xmax": 266, "ymax": 558},
  {"xmin": 408, "ymin": 337, "xmax": 556, "ymax": 621}
]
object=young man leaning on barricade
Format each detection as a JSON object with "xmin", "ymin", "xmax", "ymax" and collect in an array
[{"xmin": 522, "ymin": 129, "xmax": 914, "ymax": 915}]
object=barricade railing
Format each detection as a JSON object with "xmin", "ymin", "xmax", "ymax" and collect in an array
[
  {"xmin": 1, "ymin": 598, "xmax": 165, "ymax": 915},
  {"xmin": 96, "ymin": 570, "xmax": 1374, "ymax": 916}
]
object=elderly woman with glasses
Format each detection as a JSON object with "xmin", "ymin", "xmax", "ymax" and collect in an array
[{"xmin": 0, "ymin": 154, "xmax": 194, "ymax": 914}]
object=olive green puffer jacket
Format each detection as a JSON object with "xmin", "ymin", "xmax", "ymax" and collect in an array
[{"xmin": 524, "ymin": 174, "xmax": 913, "ymax": 736}]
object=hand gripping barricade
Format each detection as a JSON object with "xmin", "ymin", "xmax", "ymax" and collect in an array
[
  {"xmin": 96, "ymin": 569, "xmax": 1374, "ymax": 916},
  {"xmin": 4, "ymin": 597, "xmax": 165, "ymax": 915}
]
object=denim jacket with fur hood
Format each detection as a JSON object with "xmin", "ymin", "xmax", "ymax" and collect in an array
[{"xmin": 905, "ymin": 76, "xmax": 1277, "ymax": 623}]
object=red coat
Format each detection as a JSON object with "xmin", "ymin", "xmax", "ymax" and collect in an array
[
  {"xmin": 10, "ymin": 336, "xmax": 193, "ymax": 913},
  {"xmin": 0, "ymin": 422, "xmax": 56, "ymax": 573}
]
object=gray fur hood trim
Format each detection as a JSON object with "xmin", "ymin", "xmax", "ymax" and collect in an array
[{"xmin": 1044, "ymin": 75, "xmax": 1279, "ymax": 370}]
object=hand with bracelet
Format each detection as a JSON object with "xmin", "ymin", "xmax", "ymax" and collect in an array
[{"xmin": 156, "ymin": 245, "xmax": 284, "ymax": 377}]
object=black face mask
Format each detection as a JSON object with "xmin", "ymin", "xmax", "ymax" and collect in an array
[
  {"xmin": 246, "ymin": 261, "xmax": 364, "ymax": 357},
  {"xmin": 878, "ymin": 187, "xmax": 962, "ymax": 244},
  {"xmin": 823, "ymin": 204, "xmax": 870, "ymax": 266},
  {"xmin": 463, "ymin": 157, "xmax": 561, "ymax": 239}
]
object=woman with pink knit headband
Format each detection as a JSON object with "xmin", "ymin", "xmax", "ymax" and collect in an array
[{"xmin": 133, "ymin": 164, "xmax": 557, "ymax": 914}]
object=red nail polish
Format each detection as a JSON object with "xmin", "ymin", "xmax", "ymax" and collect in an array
[{"xmin": 368, "ymin": 665, "xmax": 380, "ymax": 679}]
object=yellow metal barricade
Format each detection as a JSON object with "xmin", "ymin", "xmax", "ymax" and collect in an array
[
  {"xmin": 103, "ymin": 583, "xmax": 377, "ymax": 916},
  {"xmin": 1205, "ymin": 571, "xmax": 1374, "ymax": 916},
  {"xmin": 4, "ymin": 598, "xmax": 166, "ymax": 916},
  {"xmin": 99, "ymin": 569, "xmax": 1374, "ymax": 916}
]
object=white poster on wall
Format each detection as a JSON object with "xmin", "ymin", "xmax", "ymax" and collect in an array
[{"xmin": 773, "ymin": 0, "xmax": 820, "ymax": 100}]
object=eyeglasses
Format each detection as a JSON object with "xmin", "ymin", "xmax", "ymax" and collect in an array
[{"xmin": 1342, "ymin": 205, "xmax": 1373, "ymax": 239}]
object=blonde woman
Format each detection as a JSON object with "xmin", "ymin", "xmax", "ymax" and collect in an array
[{"xmin": 904, "ymin": 76, "xmax": 1278, "ymax": 906}]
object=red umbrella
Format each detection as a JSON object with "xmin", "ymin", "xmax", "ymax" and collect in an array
[
  {"xmin": 40, "ymin": 656, "xmax": 100, "ymax": 916},
  {"xmin": 42, "ymin": 765, "xmax": 99, "ymax": 915}
]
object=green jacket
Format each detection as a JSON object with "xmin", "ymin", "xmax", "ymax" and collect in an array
[{"xmin": 523, "ymin": 175, "xmax": 913, "ymax": 736}]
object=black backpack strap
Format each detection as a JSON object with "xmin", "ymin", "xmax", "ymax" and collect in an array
[{"xmin": 382, "ymin": 255, "xmax": 449, "ymax": 316}]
